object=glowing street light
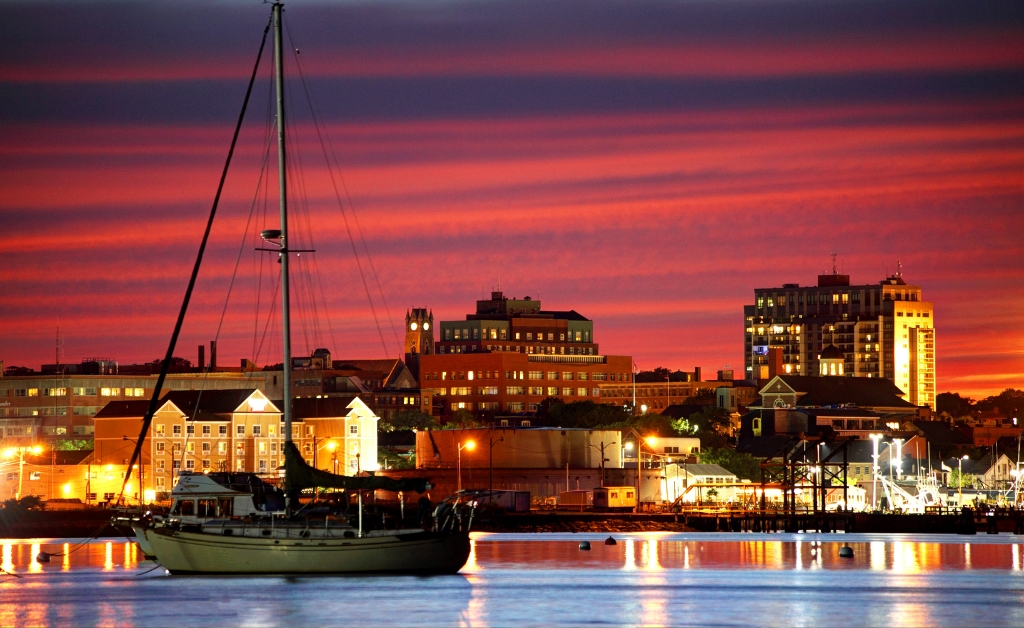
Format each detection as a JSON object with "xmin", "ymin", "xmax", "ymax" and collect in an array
[
  {"xmin": 869, "ymin": 434, "xmax": 882, "ymax": 511},
  {"xmin": 458, "ymin": 439, "xmax": 476, "ymax": 493},
  {"xmin": 958, "ymin": 455, "xmax": 970, "ymax": 506},
  {"xmin": 4, "ymin": 445, "xmax": 45, "ymax": 500}
]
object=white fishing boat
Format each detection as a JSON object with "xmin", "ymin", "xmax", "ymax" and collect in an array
[{"xmin": 121, "ymin": 1, "xmax": 473, "ymax": 574}]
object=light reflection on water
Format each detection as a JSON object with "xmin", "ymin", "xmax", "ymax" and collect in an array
[{"xmin": 0, "ymin": 533, "xmax": 1023, "ymax": 627}]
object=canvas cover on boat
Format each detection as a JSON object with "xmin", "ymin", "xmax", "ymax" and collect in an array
[{"xmin": 284, "ymin": 442, "xmax": 430, "ymax": 493}]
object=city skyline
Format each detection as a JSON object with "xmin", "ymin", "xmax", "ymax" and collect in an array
[{"xmin": 2, "ymin": 0, "xmax": 1022, "ymax": 399}]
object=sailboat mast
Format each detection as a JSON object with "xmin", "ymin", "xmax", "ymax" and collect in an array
[{"xmin": 273, "ymin": 3, "xmax": 294, "ymax": 460}]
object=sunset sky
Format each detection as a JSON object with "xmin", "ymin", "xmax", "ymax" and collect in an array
[{"xmin": 1, "ymin": 0, "xmax": 1022, "ymax": 399}]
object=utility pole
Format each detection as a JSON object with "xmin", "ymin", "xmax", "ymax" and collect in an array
[
  {"xmin": 590, "ymin": 441, "xmax": 617, "ymax": 487},
  {"xmin": 488, "ymin": 429, "xmax": 504, "ymax": 497}
]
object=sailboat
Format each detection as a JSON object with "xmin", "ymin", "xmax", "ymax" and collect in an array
[{"xmin": 123, "ymin": 1, "xmax": 473, "ymax": 575}]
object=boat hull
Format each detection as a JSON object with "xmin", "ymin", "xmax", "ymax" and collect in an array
[{"xmin": 144, "ymin": 527, "xmax": 471, "ymax": 575}]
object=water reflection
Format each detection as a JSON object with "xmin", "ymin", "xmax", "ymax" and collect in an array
[{"xmin": 0, "ymin": 536, "xmax": 1022, "ymax": 627}]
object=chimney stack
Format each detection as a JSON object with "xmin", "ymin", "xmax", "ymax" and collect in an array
[
  {"xmin": 210, "ymin": 340, "xmax": 217, "ymax": 370},
  {"xmin": 198, "ymin": 345, "xmax": 205, "ymax": 371}
]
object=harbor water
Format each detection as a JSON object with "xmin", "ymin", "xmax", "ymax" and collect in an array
[{"xmin": 2, "ymin": 532, "xmax": 1024, "ymax": 626}]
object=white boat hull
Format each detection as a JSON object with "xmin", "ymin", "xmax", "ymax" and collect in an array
[{"xmin": 144, "ymin": 527, "xmax": 471, "ymax": 575}]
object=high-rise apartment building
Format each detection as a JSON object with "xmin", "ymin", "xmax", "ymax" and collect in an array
[{"xmin": 743, "ymin": 269, "xmax": 935, "ymax": 408}]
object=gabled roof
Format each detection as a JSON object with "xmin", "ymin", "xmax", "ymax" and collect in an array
[
  {"xmin": 797, "ymin": 408, "xmax": 880, "ymax": 418},
  {"xmin": 94, "ymin": 400, "xmax": 153, "ymax": 418},
  {"xmin": 95, "ymin": 389, "xmax": 274, "ymax": 421},
  {"xmin": 760, "ymin": 375, "xmax": 916, "ymax": 409},
  {"xmin": 905, "ymin": 420, "xmax": 972, "ymax": 450},
  {"xmin": 332, "ymin": 359, "xmax": 401, "ymax": 375},
  {"xmin": 25, "ymin": 449, "xmax": 94, "ymax": 465},
  {"xmin": 287, "ymin": 396, "xmax": 361, "ymax": 419},
  {"xmin": 540, "ymin": 309, "xmax": 591, "ymax": 322},
  {"xmin": 678, "ymin": 463, "xmax": 737, "ymax": 477},
  {"xmin": 661, "ymin": 404, "xmax": 714, "ymax": 420},
  {"xmin": 163, "ymin": 389, "xmax": 269, "ymax": 416},
  {"xmin": 951, "ymin": 453, "xmax": 1011, "ymax": 475}
]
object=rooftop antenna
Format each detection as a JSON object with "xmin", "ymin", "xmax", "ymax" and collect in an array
[
  {"xmin": 830, "ymin": 250, "xmax": 838, "ymax": 275},
  {"xmin": 897, "ymin": 254, "xmax": 903, "ymax": 278}
]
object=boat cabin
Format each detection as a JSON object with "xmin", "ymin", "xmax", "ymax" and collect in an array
[{"xmin": 167, "ymin": 472, "xmax": 285, "ymax": 524}]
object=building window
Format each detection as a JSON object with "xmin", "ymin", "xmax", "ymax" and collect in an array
[
  {"xmin": 252, "ymin": 425, "xmax": 261, "ymax": 436},
  {"xmin": 185, "ymin": 460, "xmax": 195, "ymax": 470},
  {"xmin": 156, "ymin": 442, "xmax": 165, "ymax": 452},
  {"xmin": 202, "ymin": 425, "xmax": 211, "ymax": 436},
  {"xmin": 350, "ymin": 425, "xmax": 358, "ymax": 435},
  {"xmin": 155, "ymin": 424, "xmax": 165, "ymax": 436},
  {"xmin": 173, "ymin": 425, "xmax": 182, "ymax": 436},
  {"xmin": 259, "ymin": 460, "xmax": 267, "ymax": 473}
]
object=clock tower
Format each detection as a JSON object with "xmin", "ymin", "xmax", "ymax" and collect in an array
[{"xmin": 405, "ymin": 308, "xmax": 433, "ymax": 382}]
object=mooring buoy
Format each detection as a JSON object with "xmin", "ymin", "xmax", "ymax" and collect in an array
[
  {"xmin": 605, "ymin": 536, "xmax": 617, "ymax": 545},
  {"xmin": 839, "ymin": 545, "xmax": 854, "ymax": 558},
  {"xmin": 579, "ymin": 541, "xmax": 592, "ymax": 550},
  {"xmin": 36, "ymin": 552, "xmax": 51, "ymax": 563}
]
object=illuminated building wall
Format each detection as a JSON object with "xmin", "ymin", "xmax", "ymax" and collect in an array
[{"xmin": 743, "ymin": 271, "xmax": 936, "ymax": 408}]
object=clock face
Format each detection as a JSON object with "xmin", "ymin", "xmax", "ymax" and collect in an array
[
  {"xmin": 410, "ymin": 322, "xmax": 418, "ymax": 331},
  {"xmin": 423, "ymin": 322, "xmax": 430, "ymax": 330}
]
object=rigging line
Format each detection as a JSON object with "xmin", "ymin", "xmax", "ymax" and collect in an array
[
  {"xmin": 285, "ymin": 88, "xmax": 337, "ymax": 356},
  {"xmin": 308, "ymin": 252, "xmax": 340, "ymax": 355},
  {"xmin": 283, "ymin": 113, "xmax": 325, "ymax": 351},
  {"xmin": 252, "ymin": 67, "xmax": 277, "ymax": 363},
  {"xmin": 281, "ymin": 100, "xmax": 322, "ymax": 353},
  {"xmin": 284, "ymin": 152, "xmax": 314, "ymax": 354},
  {"xmin": 243, "ymin": 108, "xmax": 276, "ymax": 364},
  {"xmin": 286, "ymin": 27, "xmax": 400, "ymax": 354},
  {"xmin": 285, "ymin": 23, "xmax": 391, "ymax": 358},
  {"xmin": 293, "ymin": 72, "xmax": 400, "ymax": 353},
  {"xmin": 244, "ymin": 269, "xmax": 281, "ymax": 390},
  {"xmin": 117, "ymin": 10, "xmax": 273, "ymax": 507}
]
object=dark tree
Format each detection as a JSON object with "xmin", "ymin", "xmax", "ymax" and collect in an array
[
  {"xmin": 153, "ymin": 356, "xmax": 193, "ymax": 373},
  {"xmin": 936, "ymin": 392, "xmax": 975, "ymax": 417},
  {"xmin": 381, "ymin": 410, "xmax": 438, "ymax": 432}
]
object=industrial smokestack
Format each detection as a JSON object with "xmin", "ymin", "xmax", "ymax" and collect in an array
[
  {"xmin": 198, "ymin": 345, "xmax": 205, "ymax": 371},
  {"xmin": 210, "ymin": 340, "xmax": 217, "ymax": 370}
]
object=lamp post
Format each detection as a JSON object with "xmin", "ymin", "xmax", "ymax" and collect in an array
[
  {"xmin": 894, "ymin": 438, "xmax": 903, "ymax": 481},
  {"xmin": 624, "ymin": 441, "xmax": 636, "ymax": 508},
  {"xmin": 3, "ymin": 445, "xmax": 43, "ymax": 500},
  {"xmin": 488, "ymin": 432, "xmax": 504, "ymax": 498},
  {"xmin": 313, "ymin": 437, "xmax": 337, "ymax": 471},
  {"xmin": 458, "ymin": 439, "xmax": 476, "ymax": 493},
  {"xmin": 958, "ymin": 455, "xmax": 970, "ymax": 506},
  {"xmin": 122, "ymin": 435, "xmax": 145, "ymax": 504},
  {"xmin": 639, "ymin": 436, "xmax": 657, "ymax": 512},
  {"xmin": 869, "ymin": 434, "xmax": 882, "ymax": 511},
  {"xmin": 589, "ymin": 440, "xmax": 617, "ymax": 487}
]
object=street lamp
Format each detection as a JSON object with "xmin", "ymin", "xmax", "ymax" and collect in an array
[
  {"xmin": 894, "ymin": 438, "xmax": 903, "ymax": 480},
  {"xmin": 123, "ymin": 435, "xmax": 146, "ymax": 504},
  {"xmin": 313, "ymin": 438, "xmax": 337, "ymax": 471},
  {"xmin": 589, "ymin": 440, "xmax": 617, "ymax": 487},
  {"xmin": 458, "ymin": 439, "xmax": 476, "ymax": 493},
  {"xmin": 869, "ymin": 434, "xmax": 882, "ymax": 511},
  {"xmin": 958, "ymin": 455, "xmax": 970, "ymax": 506},
  {"xmin": 3, "ymin": 445, "xmax": 43, "ymax": 500},
  {"xmin": 637, "ymin": 436, "xmax": 657, "ymax": 512},
  {"xmin": 488, "ymin": 432, "xmax": 504, "ymax": 498}
]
